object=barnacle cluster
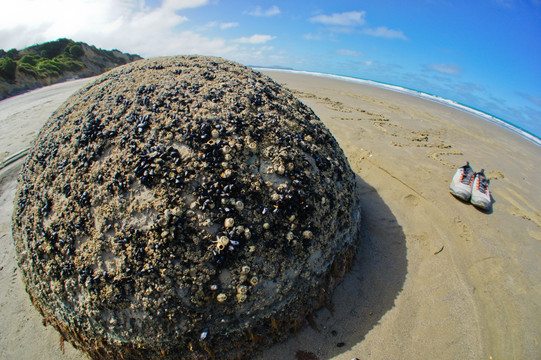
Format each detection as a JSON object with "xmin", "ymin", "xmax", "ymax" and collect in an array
[{"xmin": 12, "ymin": 56, "xmax": 361, "ymax": 359}]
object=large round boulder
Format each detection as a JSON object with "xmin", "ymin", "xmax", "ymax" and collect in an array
[{"xmin": 12, "ymin": 56, "xmax": 361, "ymax": 359}]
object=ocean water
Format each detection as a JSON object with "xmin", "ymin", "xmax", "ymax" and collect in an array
[{"xmin": 258, "ymin": 68, "xmax": 541, "ymax": 148}]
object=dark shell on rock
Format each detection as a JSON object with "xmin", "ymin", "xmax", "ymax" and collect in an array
[{"xmin": 12, "ymin": 55, "xmax": 361, "ymax": 359}]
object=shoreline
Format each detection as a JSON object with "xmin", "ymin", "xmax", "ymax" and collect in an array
[
  {"xmin": 1, "ymin": 71, "xmax": 540, "ymax": 359},
  {"xmin": 256, "ymin": 68, "xmax": 541, "ymax": 147}
]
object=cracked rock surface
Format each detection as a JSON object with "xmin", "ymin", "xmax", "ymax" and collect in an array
[{"xmin": 12, "ymin": 55, "xmax": 361, "ymax": 359}]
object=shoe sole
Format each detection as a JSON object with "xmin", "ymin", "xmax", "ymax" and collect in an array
[
  {"xmin": 471, "ymin": 198, "xmax": 491, "ymax": 210},
  {"xmin": 450, "ymin": 188, "xmax": 471, "ymax": 201}
]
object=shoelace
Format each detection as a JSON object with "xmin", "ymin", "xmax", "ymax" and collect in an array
[
  {"xmin": 476, "ymin": 175, "xmax": 489, "ymax": 194},
  {"xmin": 460, "ymin": 167, "xmax": 474, "ymax": 185}
]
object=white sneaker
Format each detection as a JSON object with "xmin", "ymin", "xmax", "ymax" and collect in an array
[
  {"xmin": 471, "ymin": 169, "xmax": 492, "ymax": 210},
  {"xmin": 450, "ymin": 162, "xmax": 475, "ymax": 201}
]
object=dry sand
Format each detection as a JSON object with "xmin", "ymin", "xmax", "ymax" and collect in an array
[{"xmin": 1, "ymin": 71, "xmax": 540, "ymax": 360}]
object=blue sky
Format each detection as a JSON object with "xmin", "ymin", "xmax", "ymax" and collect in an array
[{"xmin": 1, "ymin": 0, "xmax": 540, "ymax": 138}]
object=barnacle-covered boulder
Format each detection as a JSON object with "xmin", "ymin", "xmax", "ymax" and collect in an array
[{"xmin": 12, "ymin": 56, "xmax": 361, "ymax": 359}]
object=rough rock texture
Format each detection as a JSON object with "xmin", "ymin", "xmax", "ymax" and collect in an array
[{"xmin": 12, "ymin": 56, "xmax": 361, "ymax": 359}]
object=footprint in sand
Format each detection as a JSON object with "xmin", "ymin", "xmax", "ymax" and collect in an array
[
  {"xmin": 331, "ymin": 116, "xmax": 355, "ymax": 121},
  {"xmin": 321, "ymin": 98, "xmax": 353, "ymax": 113},
  {"xmin": 2, "ymin": 264, "xmax": 18, "ymax": 298},
  {"xmin": 499, "ymin": 188, "xmax": 541, "ymax": 234},
  {"xmin": 427, "ymin": 149, "xmax": 464, "ymax": 168},
  {"xmin": 485, "ymin": 170, "xmax": 504, "ymax": 180},
  {"xmin": 290, "ymin": 90, "xmax": 355, "ymax": 113},
  {"xmin": 454, "ymin": 217, "xmax": 474, "ymax": 242},
  {"xmin": 403, "ymin": 193, "xmax": 420, "ymax": 207},
  {"xmin": 509, "ymin": 207, "xmax": 541, "ymax": 237},
  {"xmin": 302, "ymin": 94, "xmax": 354, "ymax": 113},
  {"xmin": 289, "ymin": 89, "xmax": 317, "ymax": 100},
  {"xmin": 409, "ymin": 231, "xmax": 431, "ymax": 252},
  {"xmin": 372, "ymin": 121, "xmax": 399, "ymax": 134},
  {"xmin": 370, "ymin": 119, "xmax": 453, "ymax": 150},
  {"xmin": 406, "ymin": 130, "xmax": 452, "ymax": 149}
]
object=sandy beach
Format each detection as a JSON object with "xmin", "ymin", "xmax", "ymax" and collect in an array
[{"xmin": 1, "ymin": 70, "xmax": 540, "ymax": 359}]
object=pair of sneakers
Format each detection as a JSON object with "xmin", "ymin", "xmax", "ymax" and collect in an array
[{"xmin": 449, "ymin": 162, "xmax": 492, "ymax": 210}]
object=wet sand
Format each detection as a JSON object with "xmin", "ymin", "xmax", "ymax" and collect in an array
[{"xmin": 1, "ymin": 71, "xmax": 540, "ymax": 359}]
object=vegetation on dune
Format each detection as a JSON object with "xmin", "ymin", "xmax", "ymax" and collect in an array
[
  {"xmin": 0, "ymin": 38, "xmax": 142, "ymax": 99},
  {"xmin": 0, "ymin": 57, "xmax": 17, "ymax": 80},
  {"xmin": 14, "ymin": 54, "xmax": 84, "ymax": 79},
  {"xmin": 69, "ymin": 44, "xmax": 84, "ymax": 58},
  {"xmin": 0, "ymin": 39, "xmax": 87, "ymax": 81}
]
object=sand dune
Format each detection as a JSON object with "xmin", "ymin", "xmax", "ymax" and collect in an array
[{"xmin": 1, "ymin": 71, "xmax": 540, "ymax": 359}]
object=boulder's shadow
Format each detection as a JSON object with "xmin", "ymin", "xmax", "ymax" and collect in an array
[{"xmin": 258, "ymin": 174, "xmax": 408, "ymax": 359}]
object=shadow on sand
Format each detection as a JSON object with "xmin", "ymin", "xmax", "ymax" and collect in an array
[{"xmin": 258, "ymin": 175, "xmax": 408, "ymax": 359}]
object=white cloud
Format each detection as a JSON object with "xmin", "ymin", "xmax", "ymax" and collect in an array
[
  {"xmin": 425, "ymin": 63, "xmax": 462, "ymax": 76},
  {"xmin": 235, "ymin": 34, "xmax": 276, "ymax": 44},
  {"xmin": 0, "ymin": 0, "xmax": 206, "ymax": 53},
  {"xmin": 362, "ymin": 26, "xmax": 407, "ymax": 40},
  {"xmin": 0, "ymin": 1, "xmax": 134, "ymax": 47},
  {"xmin": 0, "ymin": 0, "xmax": 283, "ymax": 64},
  {"xmin": 309, "ymin": 11, "xmax": 366, "ymax": 27},
  {"xmin": 220, "ymin": 22, "xmax": 239, "ymax": 30},
  {"xmin": 0, "ymin": 0, "xmax": 281, "ymax": 62},
  {"xmin": 203, "ymin": 21, "xmax": 239, "ymax": 30},
  {"xmin": 246, "ymin": 5, "xmax": 281, "ymax": 17},
  {"xmin": 162, "ymin": 0, "xmax": 209, "ymax": 9},
  {"xmin": 336, "ymin": 49, "xmax": 364, "ymax": 57}
]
